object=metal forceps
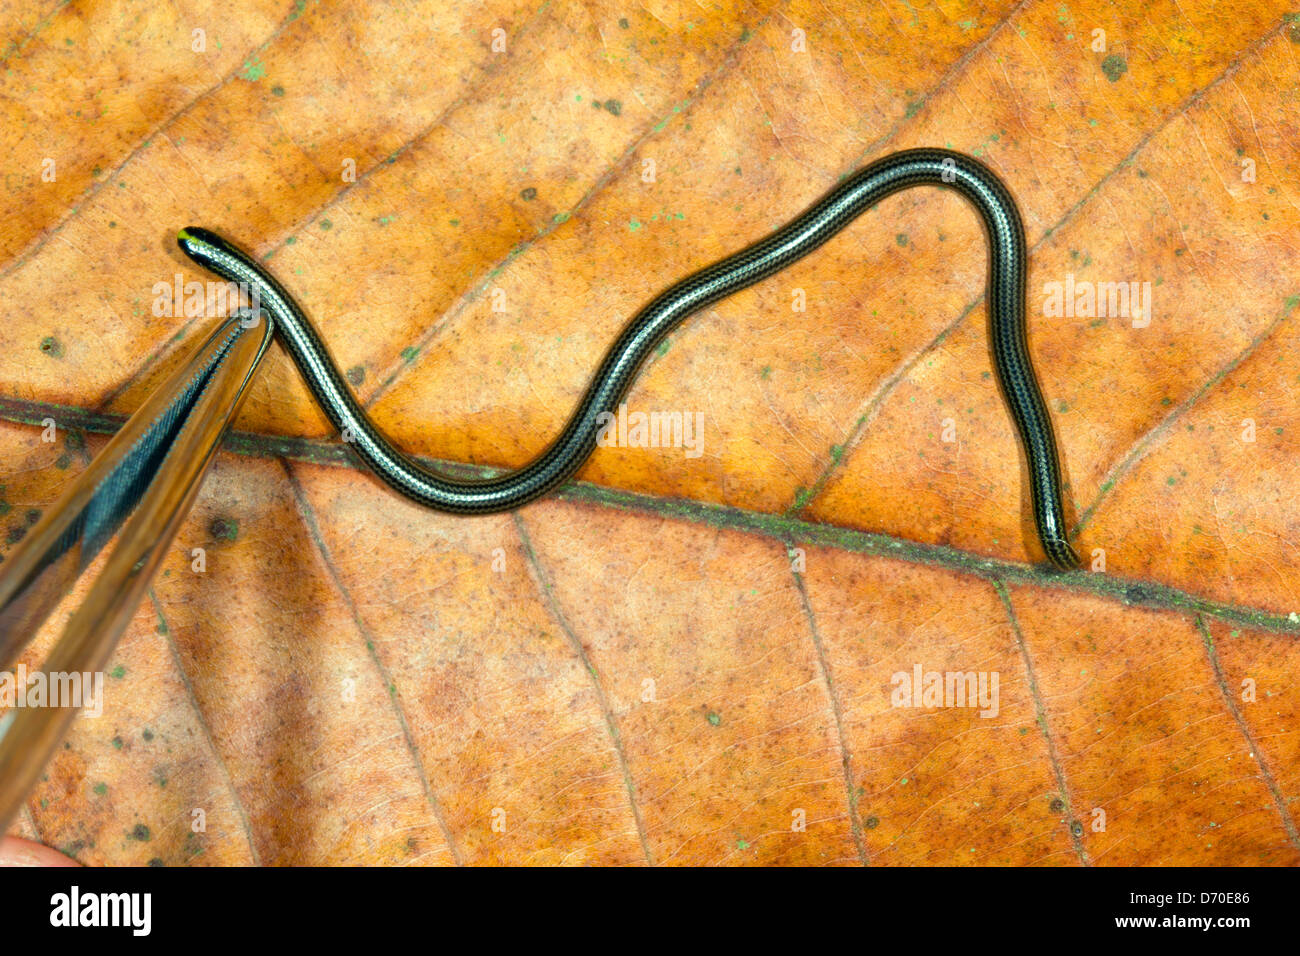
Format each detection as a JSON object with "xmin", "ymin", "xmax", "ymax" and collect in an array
[{"xmin": 0, "ymin": 310, "xmax": 273, "ymax": 835}]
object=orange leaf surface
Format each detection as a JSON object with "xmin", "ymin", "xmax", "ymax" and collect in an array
[{"xmin": 1, "ymin": 0, "xmax": 1298, "ymax": 865}]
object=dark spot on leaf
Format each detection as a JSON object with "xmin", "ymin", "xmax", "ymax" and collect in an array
[
  {"xmin": 55, "ymin": 453, "xmax": 71, "ymax": 469},
  {"xmin": 896, "ymin": 233, "xmax": 908, "ymax": 247},
  {"xmin": 619, "ymin": 17, "xmax": 629, "ymax": 28},
  {"xmin": 864, "ymin": 815, "xmax": 879, "ymax": 829},
  {"xmin": 148, "ymin": 857, "xmax": 165, "ymax": 867},
  {"xmin": 346, "ymin": 365, "xmax": 365, "ymax": 386},
  {"xmin": 604, "ymin": 99, "xmax": 621, "ymax": 116},
  {"xmin": 1101, "ymin": 54, "xmax": 1127, "ymax": 82},
  {"xmin": 1289, "ymin": 22, "xmax": 1300, "ymax": 43},
  {"xmin": 1124, "ymin": 585, "xmax": 1150, "ymax": 603},
  {"xmin": 520, "ymin": 186, "xmax": 537, "ymax": 201},
  {"xmin": 209, "ymin": 517, "xmax": 238, "ymax": 541},
  {"xmin": 7, "ymin": 526, "xmax": 25, "ymax": 544},
  {"xmin": 1070, "ymin": 820, "xmax": 1084, "ymax": 837},
  {"xmin": 39, "ymin": 336, "xmax": 64, "ymax": 358},
  {"xmin": 25, "ymin": 509, "xmax": 39, "ymax": 525},
  {"xmin": 271, "ymin": 85, "xmax": 285, "ymax": 97},
  {"xmin": 131, "ymin": 824, "xmax": 151, "ymax": 842},
  {"xmin": 1049, "ymin": 797, "xmax": 1065, "ymax": 813},
  {"xmin": 142, "ymin": 728, "xmax": 154, "ymax": 742}
]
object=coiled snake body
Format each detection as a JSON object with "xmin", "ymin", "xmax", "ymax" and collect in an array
[{"xmin": 178, "ymin": 148, "xmax": 1080, "ymax": 569}]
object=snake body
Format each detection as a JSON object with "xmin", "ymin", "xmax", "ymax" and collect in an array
[{"xmin": 178, "ymin": 148, "xmax": 1080, "ymax": 569}]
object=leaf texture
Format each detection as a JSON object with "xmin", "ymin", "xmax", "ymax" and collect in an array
[{"xmin": 1, "ymin": 0, "xmax": 1298, "ymax": 865}]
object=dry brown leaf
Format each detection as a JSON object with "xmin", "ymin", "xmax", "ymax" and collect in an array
[{"xmin": 1, "ymin": 0, "xmax": 1298, "ymax": 865}]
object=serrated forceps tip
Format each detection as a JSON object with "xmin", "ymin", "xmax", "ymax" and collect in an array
[{"xmin": 0, "ymin": 309, "xmax": 272, "ymax": 834}]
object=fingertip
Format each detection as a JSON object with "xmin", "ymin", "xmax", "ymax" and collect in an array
[{"xmin": 0, "ymin": 836, "xmax": 81, "ymax": 867}]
